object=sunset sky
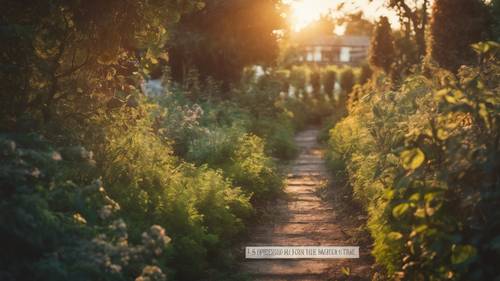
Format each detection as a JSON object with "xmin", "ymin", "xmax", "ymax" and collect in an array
[{"xmin": 286, "ymin": 0, "xmax": 399, "ymax": 32}]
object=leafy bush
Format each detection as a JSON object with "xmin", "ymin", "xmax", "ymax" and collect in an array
[
  {"xmin": 322, "ymin": 67, "xmax": 337, "ymax": 99},
  {"xmin": 93, "ymin": 107, "xmax": 254, "ymax": 280},
  {"xmin": 359, "ymin": 63, "xmax": 373, "ymax": 84},
  {"xmin": 289, "ymin": 65, "xmax": 310, "ymax": 99},
  {"xmin": 427, "ymin": 0, "xmax": 490, "ymax": 72},
  {"xmin": 1, "ymin": 1, "xmax": 288, "ymax": 280},
  {"xmin": 327, "ymin": 55, "xmax": 500, "ymax": 280},
  {"xmin": 310, "ymin": 69, "xmax": 322, "ymax": 98},
  {"xmin": 339, "ymin": 68, "xmax": 356, "ymax": 94},
  {"xmin": 0, "ymin": 134, "xmax": 173, "ymax": 281}
]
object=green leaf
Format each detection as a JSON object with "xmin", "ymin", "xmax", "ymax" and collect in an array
[
  {"xmin": 410, "ymin": 225, "xmax": 428, "ymax": 238},
  {"xmin": 393, "ymin": 203, "xmax": 410, "ymax": 218},
  {"xmin": 388, "ymin": 232, "xmax": 403, "ymax": 240},
  {"xmin": 401, "ymin": 148, "xmax": 425, "ymax": 170},
  {"xmin": 451, "ymin": 245, "xmax": 477, "ymax": 264},
  {"xmin": 471, "ymin": 41, "xmax": 500, "ymax": 55}
]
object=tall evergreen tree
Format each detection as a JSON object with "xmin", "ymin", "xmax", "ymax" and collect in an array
[
  {"xmin": 427, "ymin": 0, "xmax": 490, "ymax": 71},
  {"xmin": 322, "ymin": 69, "xmax": 336, "ymax": 99},
  {"xmin": 369, "ymin": 17, "xmax": 395, "ymax": 73}
]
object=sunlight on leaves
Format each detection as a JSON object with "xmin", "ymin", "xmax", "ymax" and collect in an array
[{"xmin": 400, "ymin": 148, "xmax": 425, "ymax": 170}]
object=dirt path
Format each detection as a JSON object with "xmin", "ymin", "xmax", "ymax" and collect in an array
[{"xmin": 241, "ymin": 128, "xmax": 372, "ymax": 281}]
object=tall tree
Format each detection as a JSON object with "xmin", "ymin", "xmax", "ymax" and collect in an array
[
  {"xmin": 369, "ymin": 17, "xmax": 395, "ymax": 74},
  {"xmin": 337, "ymin": 12, "xmax": 374, "ymax": 36},
  {"xmin": 492, "ymin": 0, "xmax": 500, "ymax": 40},
  {"xmin": 322, "ymin": 68, "xmax": 337, "ymax": 99},
  {"xmin": 168, "ymin": 0, "xmax": 284, "ymax": 88},
  {"xmin": 385, "ymin": 0, "xmax": 430, "ymax": 59},
  {"xmin": 1, "ymin": 0, "xmax": 197, "ymax": 132},
  {"xmin": 427, "ymin": 0, "xmax": 491, "ymax": 71},
  {"xmin": 297, "ymin": 13, "xmax": 336, "ymax": 40}
]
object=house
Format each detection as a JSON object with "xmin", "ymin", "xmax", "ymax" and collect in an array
[{"xmin": 297, "ymin": 35, "xmax": 370, "ymax": 65}]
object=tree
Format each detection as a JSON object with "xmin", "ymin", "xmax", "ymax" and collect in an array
[
  {"xmin": 295, "ymin": 13, "xmax": 336, "ymax": 43},
  {"xmin": 427, "ymin": 0, "xmax": 491, "ymax": 71},
  {"xmin": 338, "ymin": 12, "xmax": 374, "ymax": 36},
  {"xmin": 385, "ymin": 0, "xmax": 430, "ymax": 59},
  {"xmin": 340, "ymin": 69, "xmax": 355, "ymax": 95},
  {"xmin": 492, "ymin": 0, "xmax": 500, "ymax": 40},
  {"xmin": 289, "ymin": 66, "xmax": 309, "ymax": 99},
  {"xmin": 167, "ymin": 0, "xmax": 284, "ymax": 88},
  {"xmin": 369, "ymin": 17, "xmax": 395, "ymax": 73},
  {"xmin": 359, "ymin": 64, "xmax": 373, "ymax": 84},
  {"xmin": 310, "ymin": 70, "xmax": 322, "ymax": 98},
  {"xmin": 322, "ymin": 68, "xmax": 337, "ymax": 99},
  {"xmin": 338, "ymin": 68, "xmax": 355, "ymax": 117},
  {"xmin": 1, "ymin": 0, "xmax": 198, "ymax": 132}
]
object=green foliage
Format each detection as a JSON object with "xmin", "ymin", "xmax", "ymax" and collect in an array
[
  {"xmin": 370, "ymin": 16, "xmax": 395, "ymax": 73},
  {"xmin": 167, "ymin": 0, "xmax": 284, "ymax": 86},
  {"xmin": 326, "ymin": 56, "xmax": 500, "ymax": 280},
  {"xmin": 339, "ymin": 69, "xmax": 355, "ymax": 94},
  {"xmin": 0, "ymin": 134, "xmax": 174, "ymax": 281},
  {"xmin": 386, "ymin": 0, "xmax": 430, "ymax": 59},
  {"xmin": 336, "ymin": 69, "xmax": 356, "ymax": 118},
  {"xmin": 289, "ymin": 65, "xmax": 310, "ymax": 99},
  {"xmin": 359, "ymin": 63, "xmax": 373, "ymax": 85},
  {"xmin": 90, "ymin": 104, "xmax": 255, "ymax": 280},
  {"xmin": 338, "ymin": 11, "xmax": 374, "ymax": 36},
  {"xmin": 1, "ymin": 1, "xmax": 289, "ymax": 280},
  {"xmin": 427, "ymin": 0, "xmax": 490, "ymax": 71},
  {"xmin": 0, "ymin": 0, "xmax": 200, "ymax": 133},
  {"xmin": 322, "ymin": 67, "xmax": 337, "ymax": 98},
  {"xmin": 492, "ymin": 0, "xmax": 500, "ymax": 41},
  {"xmin": 310, "ymin": 69, "xmax": 322, "ymax": 97},
  {"xmin": 274, "ymin": 69, "xmax": 291, "ymax": 94}
]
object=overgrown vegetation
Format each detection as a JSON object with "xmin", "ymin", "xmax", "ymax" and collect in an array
[
  {"xmin": 0, "ymin": 1, "xmax": 296, "ymax": 280},
  {"xmin": 3, "ymin": 0, "xmax": 499, "ymax": 280},
  {"xmin": 327, "ymin": 52, "xmax": 499, "ymax": 280},
  {"xmin": 323, "ymin": 0, "xmax": 500, "ymax": 278}
]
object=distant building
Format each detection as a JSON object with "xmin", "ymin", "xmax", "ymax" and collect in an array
[{"xmin": 297, "ymin": 35, "xmax": 370, "ymax": 65}]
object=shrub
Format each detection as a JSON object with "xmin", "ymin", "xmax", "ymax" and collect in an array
[
  {"xmin": 0, "ymin": 134, "xmax": 172, "ymax": 281},
  {"xmin": 427, "ymin": 0, "xmax": 490, "ymax": 71},
  {"xmin": 310, "ymin": 69, "xmax": 322, "ymax": 98},
  {"xmin": 339, "ymin": 69, "xmax": 355, "ymax": 94},
  {"xmin": 90, "ymin": 106, "xmax": 254, "ymax": 280},
  {"xmin": 327, "ymin": 56, "xmax": 500, "ymax": 280},
  {"xmin": 322, "ymin": 67, "xmax": 337, "ymax": 99},
  {"xmin": 370, "ymin": 16, "xmax": 395, "ymax": 73},
  {"xmin": 289, "ymin": 65, "xmax": 310, "ymax": 99},
  {"xmin": 359, "ymin": 63, "xmax": 373, "ymax": 84},
  {"xmin": 187, "ymin": 127, "xmax": 283, "ymax": 201},
  {"xmin": 274, "ymin": 69, "xmax": 291, "ymax": 95},
  {"xmin": 336, "ymin": 69, "xmax": 356, "ymax": 117}
]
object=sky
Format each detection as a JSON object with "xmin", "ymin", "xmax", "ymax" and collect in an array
[{"xmin": 285, "ymin": 0, "xmax": 399, "ymax": 32}]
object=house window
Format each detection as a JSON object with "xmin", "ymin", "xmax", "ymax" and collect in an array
[
  {"xmin": 340, "ymin": 47, "xmax": 351, "ymax": 62},
  {"xmin": 306, "ymin": 52, "xmax": 314, "ymax": 62},
  {"xmin": 314, "ymin": 46, "xmax": 322, "ymax": 62}
]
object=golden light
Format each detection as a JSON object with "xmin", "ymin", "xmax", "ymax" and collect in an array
[
  {"xmin": 289, "ymin": 0, "xmax": 333, "ymax": 31},
  {"xmin": 287, "ymin": 0, "xmax": 399, "ymax": 32}
]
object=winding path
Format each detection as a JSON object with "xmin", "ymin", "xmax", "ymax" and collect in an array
[{"xmin": 241, "ymin": 128, "xmax": 372, "ymax": 281}]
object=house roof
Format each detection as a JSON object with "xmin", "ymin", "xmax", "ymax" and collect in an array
[{"xmin": 299, "ymin": 35, "xmax": 370, "ymax": 47}]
